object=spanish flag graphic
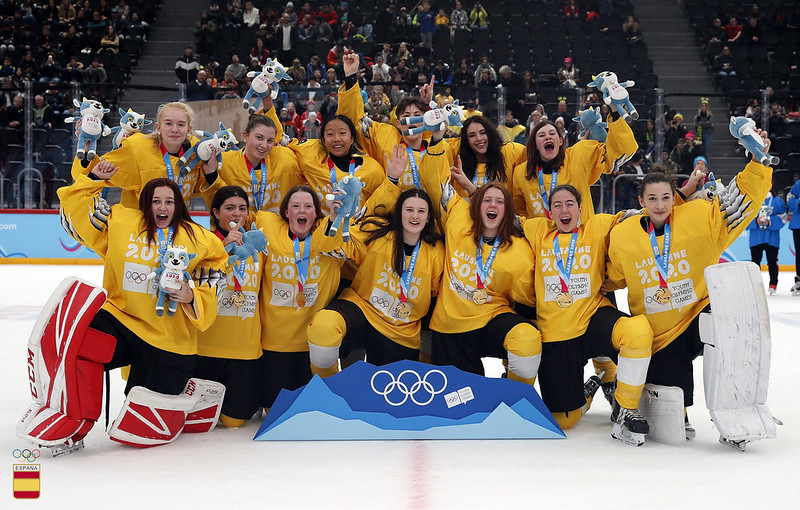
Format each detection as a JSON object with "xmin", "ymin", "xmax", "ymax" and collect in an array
[{"xmin": 13, "ymin": 464, "xmax": 40, "ymax": 499}]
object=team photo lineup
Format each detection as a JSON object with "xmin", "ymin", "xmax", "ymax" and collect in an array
[{"xmin": 11, "ymin": 0, "xmax": 792, "ymax": 455}]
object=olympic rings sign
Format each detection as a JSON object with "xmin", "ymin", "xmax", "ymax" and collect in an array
[
  {"xmin": 125, "ymin": 271, "xmax": 149, "ymax": 284},
  {"xmin": 370, "ymin": 369, "xmax": 447, "ymax": 406},
  {"xmin": 12, "ymin": 448, "xmax": 40, "ymax": 462}
]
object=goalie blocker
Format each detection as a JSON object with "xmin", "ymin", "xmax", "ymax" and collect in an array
[
  {"xmin": 18, "ymin": 278, "xmax": 226, "ymax": 451},
  {"xmin": 640, "ymin": 262, "xmax": 778, "ymax": 449}
]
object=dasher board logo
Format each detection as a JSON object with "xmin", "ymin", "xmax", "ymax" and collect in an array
[{"xmin": 13, "ymin": 454, "xmax": 41, "ymax": 499}]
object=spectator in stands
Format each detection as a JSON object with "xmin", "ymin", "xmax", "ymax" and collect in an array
[
  {"xmin": 694, "ymin": 98, "xmax": 713, "ymax": 159},
  {"xmin": 222, "ymin": 2, "xmax": 243, "ymax": 27},
  {"xmin": 469, "ymin": 2, "xmax": 488, "ymax": 29},
  {"xmin": 520, "ymin": 70, "xmax": 537, "ymax": 105},
  {"xmin": 216, "ymin": 70, "xmax": 239, "ymax": 99},
  {"xmin": 658, "ymin": 150, "xmax": 680, "ymax": 174},
  {"xmin": 392, "ymin": 58, "xmax": 411, "ymax": 85},
  {"xmin": 564, "ymin": 0, "xmax": 580, "ymax": 18},
  {"xmin": 451, "ymin": 1, "xmax": 469, "ymax": 36},
  {"xmin": 473, "ymin": 56, "xmax": 496, "ymax": 86},
  {"xmin": 337, "ymin": 1, "xmax": 360, "ymax": 28},
  {"xmin": 724, "ymin": 17, "xmax": 742, "ymax": 45},
  {"xmin": 371, "ymin": 54, "xmax": 391, "ymax": 83},
  {"xmin": 453, "ymin": 58, "xmax": 473, "ymax": 100},
  {"xmin": 298, "ymin": 15, "xmax": 315, "ymax": 41},
  {"xmin": 286, "ymin": 58, "xmax": 306, "ymax": 84},
  {"xmin": 557, "ymin": 57, "xmax": 580, "ymax": 89},
  {"xmin": 314, "ymin": 15, "xmax": 334, "ymax": 42},
  {"xmin": 742, "ymin": 17, "xmax": 762, "ymax": 46},
  {"xmin": 298, "ymin": 2, "xmax": 315, "ymax": 25},
  {"xmin": 58, "ymin": 0, "xmax": 77, "ymax": 22},
  {"xmin": 83, "ymin": 56, "xmax": 107, "ymax": 84},
  {"xmin": 476, "ymin": 68, "xmax": 497, "ymax": 116},
  {"xmin": 205, "ymin": 57, "xmax": 223, "ymax": 82},
  {"xmin": 87, "ymin": 10, "xmax": 108, "ymax": 32},
  {"xmin": 123, "ymin": 12, "xmax": 149, "ymax": 43},
  {"xmin": 497, "ymin": 65, "xmax": 521, "ymax": 108},
  {"xmin": 669, "ymin": 132, "xmax": 701, "ymax": 173},
  {"xmin": 187, "ymin": 69, "xmax": 214, "ymax": 101},
  {"xmin": 324, "ymin": 67, "xmax": 339, "ymax": 87},
  {"xmin": 62, "ymin": 55, "xmax": 83, "ymax": 83},
  {"xmin": 413, "ymin": 1, "xmax": 435, "ymax": 48},
  {"xmin": 768, "ymin": 103, "xmax": 786, "ymax": 138},
  {"xmin": 0, "ymin": 19, "xmax": 15, "ymax": 59},
  {"xmin": 317, "ymin": 3, "xmax": 338, "ymax": 27},
  {"xmin": 747, "ymin": 104, "xmax": 763, "ymax": 128},
  {"xmin": 99, "ymin": 24, "xmax": 120, "ymax": 54},
  {"xmin": 305, "ymin": 54, "xmax": 324, "ymax": 78},
  {"xmin": 664, "ymin": 112, "xmax": 687, "ymax": 152},
  {"xmin": 374, "ymin": 4, "xmax": 395, "ymax": 44},
  {"xmin": 551, "ymin": 100, "xmax": 574, "ymax": 132},
  {"xmin": 498, "ymin": 109, "xmax": 525, "ymax": 143},
  {"xmin": 615, "ymin": 150, "xmax": 651, "ymax": 210},
  {"xmin": 365, "ymin": 86, "xmax": 390, "ymax": 121},
  {"xmin": 326, "ymin": 40, "xmax": 348, "ymax": 68},
  {"xmin": 622, "ymin": 15, "xmax": 641, "ymax": 43},
  {"xmin": 284, "ymin": 1, "xmax": 298, "ymax": 26},
  {"xmin": 411, "ymin": 56, "xmax": 431, "ymax": 82},
  {"xmin": 249, "ymin": 38, "xmax": 270, "ymax": 66},
  {"xmin": 193, "ymin": 11, "xmax": 217, "ymax": 57},
  {"xmin": 393, "ymin": 9, "xmax": 417, "ymax": 44},
  {"xmin": 637, "ymin": 118, "xmax": 656, "ymax": 159},
  {"xmin": 31, "ymin": 94, "xmax": 54, "ymax": 129},
  {"xmin": 375, "ymin": 42, "xmax": 395, "ymax": 67},
  {"xmin": 396, "ymin": 41, "xmax": 412, "ymax": 63},
  {"xmin": 275, "ymin": 13, "xmax": 298, "ymax": 63},
  {"xmin": 43, "ymin": 82, "xmax": 66, "ymax": 119},
  {"xmin": 225, "ymin": 54, "xmax": 248, "ymax": 82},
  {"xmin": 175, "ymin": 45, "xmax": 200, "ymax": 84},
  {"xmin": 433, "ymin": 60, "xmax": 452, "ymax": 85},
  {"xmin": 436, "ymin": 8, "xmax": 450, "ymax": 28},
  {"xmin": 435, "ymin": 86, "xmax": 454, "ymax": 108},
  {"xmin": 282, "ymin": 101, "xmax": 301, "ymax": 137},
  {"xmin": 3, "ymin": 94, "xmax": 24, "ymax": 129},
  {"xmin": 358, "ymin": 14, "xmax": 374, "ymax": 43},
  {"xmin": 243, "ymin": 2, "xmax": 260, "ymax": 28},
  {"xmin": 37, "ymin": 54, "xmax": 61, "ymax": 85}
]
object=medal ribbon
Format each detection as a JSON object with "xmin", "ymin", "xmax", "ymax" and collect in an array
[
  {"xmin": 475, "ymin": 236, "xmax": 501, "ymax": 290},
  {"xmin": 328, "ymin": 157, "xmax": 355, "ymax": 189},
  {"xmin": 293, "ymin": 233, "xmax": 312, "ymax": 294},
  {"xmin": 399, "ymin": 241, "xmax": 420, "ymax": 302},
  {"xmin": 246, "ymin": 154, "xmax": 269, "ymax": 211},
  {"xmin": 214, "ymin": 229, "xmax": 243, "ymax": 291},
  {"xmin": 647, "ymin": 218, "xmax": 671, "ymax": 289},
  {"xmin": 156, "ymin": 226, "xmax": 174, "ymax": 252},
  {"xmin": 537, "ymin": 168, "xmax": 559, "ymax": 218},
  {"xmin": 161, "ymin": 143, "xmax": 187, "ymax": 196},
  {"xmin": 553, "ymin": 229, "xmax": 579, "ymax": 293},
  {"xmin": 403, "ymin": 142, "xmax": 425, "ymax": 189}
]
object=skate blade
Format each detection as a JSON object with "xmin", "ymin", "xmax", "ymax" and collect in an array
[
  {"xmin": 719, "ymin": 436, "xmax": 747, "ymax": 452},
  {"xmin": 49, "ymin": 439, "xmax": 85, "ymax": 457},
  {"xmin": 611, "ymin": 424, "xmax": 645, "ymax": 446}
]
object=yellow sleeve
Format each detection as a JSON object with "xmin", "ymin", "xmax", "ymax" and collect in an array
[
  {"xmin": 57, "ymin": 174, "xmax": 111, "ymax": 257},
  {"xmin": 511, "ymin": 161, "xmax": 529, "ymax": 214},
  {"xmin": 419, "ymin": 141, "xmax": 454, "ymax": 219},
  {"xmin": 510, "ymin": 239, "xmax": 536, "ymax": 308},
  {"xmin": 263, "ymin": 106, "xmax": 283, "ymax": 141},
  {"xmin": 591, "ymin": 115, "xmax": 638, "ymax": 182},
  {"xmin": 712, "ymin": 160, "xmax": 772, "ymax": 254}
]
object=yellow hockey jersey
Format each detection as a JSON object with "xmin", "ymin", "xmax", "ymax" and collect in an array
[
  {"xmin": 335, "ymin": 214, "xmax": 445, "ymax": 349},
  {"xmin": 254, "ymin": 212, "xmax": 345, "ymax": 352},
  {"xmin": 511, "ymin": 116, "xmax": 637, "ymax": 223},
  {"xmin": 58, "ymin": 174, "xmax": 228, "ymax": 355},
  {"xmin": 606, "ymin": 161, "xmax": 772, "ymax": 353},
  {"xmin": 524, "ymin": 213, "xmax": 624, "ymax": 343},
  {"xmin": 71, "ymin": 132, "xmax": 219, "ymax": 209}
]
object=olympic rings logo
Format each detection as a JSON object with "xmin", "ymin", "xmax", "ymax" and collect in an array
[
  {"xmin": 219, "ymin": 297, "xmax": 234, "ymax": 308},
  {"xmin": 370, "ymin": 369, "xmax": 447, "ymax": 406},
  {"xmin": 370, "ymin": 296, "xmax": 391, "ymax": 308},
  {"xmin": 125, "ymin": 271, "xmax": 149, "ymax": 284},
  {"xmin": 274, "ymin": 288, "xmax": 293, "ymax": 300},
  {"xmin": 544, "ymin": 282, "xmax": 561, "ymax": 294},
  {"xmin": 13, "ymin": 449, "xmax": 40, "ymax": 462}
]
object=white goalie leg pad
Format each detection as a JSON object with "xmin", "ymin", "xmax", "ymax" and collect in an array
[
  {"xmin": 184, "ymin": 378, "xmax": 226, "ymax": 433},
  {"xmin": 108, "ymin": 384, "xmax": 199, "ymax": 448},
  {"xmin": 308, "ymin": 343, "xmax": 340, "ymax": 370},
  {"xmin": 639, "ymin": 384, "xmax": 686, "ymax": 445},
  {"xmin": 703, "ymin": 262, "xmax": 777, "ymax": 443}
]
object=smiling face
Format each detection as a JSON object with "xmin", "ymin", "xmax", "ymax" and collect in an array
[
  {"xmin": 534, "ymin": 123, "xmax": 563, "ymax": 162},
  {"xmin": 550, "ymin": 189, "xmax": 581, "ymax": 233},
  {"xmin": 285, "ymin": 191, "xmax": 316, "ymax": 239},
  {"xmin": 466, "ymin": 121, "xmax": 489, "ymax": 155},
  {"xmin": 151, "ymin": 186, "xmax": 176, "ymax": 229},
  {"xmin": 323, "ymin": 118, "xmax": 354, "ymax": 157},
  {"xmin": 213, "ymin": 195, "xmax": 248, "ymax": 231},
  {"xmin": 480, "ymin": 186, "xmax": 505, "ymax": 237},
  {"xmin": 157, "ymin": 106, "xmax": 191, "ymax": 153},
  {"xmin": 400, "ymin": 196, "xmax": 430, "ymax": 244},
  {"xmin": 639, "ymin": 182, "xmax": 675, "ymax": 228},
  {"xmin": 242, "ymin": 124, "xmax": 276, "ymax": 164}
]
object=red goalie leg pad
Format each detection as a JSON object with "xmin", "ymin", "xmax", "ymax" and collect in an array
[
  {"xmin": 184, "ymin": 378, "xmax": 226, "ymax": 433},
  {"xmin": 17, "ymin": 403, "xmax": 93, "ymax": 447},
  {"xmin": 108, "ymin": 386, "xmax": 198, "ymax": 448}
]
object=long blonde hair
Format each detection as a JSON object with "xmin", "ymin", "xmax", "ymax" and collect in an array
[{"xmin": 149, "ymin": 101, "xmax": 195, "ymax": 147}]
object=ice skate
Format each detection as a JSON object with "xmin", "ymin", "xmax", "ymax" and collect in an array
[
  {"xmin": 719, "ymin": 436, "xmax": 748, "ymax": 452},
  {"xmin": 685, "ymin": 414, "xmax": 696, "ymax": 440},
  {"xmin": 602, "ymin": 380, "xmax": 616, "ymax": 407},
  {"xmin": 611, "ymin": 401, "xmax": 649, "ymax": 446},
  {"xmin": 791, "ymin": 276, "xmax": 800, "ymax": 296},
  {"xmin": 584, "ymin": 375, "xmax": 601, "ymax": 401},
  {"xmin": 768, "ymin": 284, "xmax": 777, "ymax": 295}
]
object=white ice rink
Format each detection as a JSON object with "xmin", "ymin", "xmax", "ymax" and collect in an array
[{"xmin": 2, "ymin": 264, "xmax": 799, "ymax": 509}]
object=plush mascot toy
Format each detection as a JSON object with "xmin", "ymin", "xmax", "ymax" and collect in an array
[
  {"xmin": 587, "ymin": 71, "xmax": 639, "ymax": 122},
  {"xmin": 109, "ymin": 108, "xmax": 152, "ymax": 149},
  {"xmin": 178, "ymin": 123, "xmax": 239, "ymax": 174},
  {"xmin": 728, "ymin": 116, "xmax": 780, "ymax": 166},
  {"xmin": 572, "ymin": 107, "xmax": 608, "ymax": 142},
  {"xmin": 147, "ymin": 245, "xmax": 196, "ymax": 317},
  {"xmin": 689, "ymin": 171, "xmax": 723, "ymax": 201},
  {"xmin": 242, "ymin": 58, "xmax": 291, "ymax": 114},
  {"xmin": 226, "ymin": 221, "xmax": 269, "ymax": 266},
  {"xmin": 398, "ymin": 100, "xmax": 466, "ymax": 136},
  {"xmin": 64, "ymin": 98, "xmax": 112, "ymax": 160},
  {"xmin": 325, "ymin": 175, "xmax": 365, "ymax": 241}
]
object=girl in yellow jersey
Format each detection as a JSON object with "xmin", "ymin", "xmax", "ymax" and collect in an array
[
  {"xmin": 337, "ymin": 53, "xmax": 439, "ymax": 194},
  {"xmin": 420, "ymin": 135, "xmax": 542, "ymax": 386},
  {"xmin": 58, "ymin": 171, "xmax": 228, "ymax": 395},
  {"xmin": 205, "ymin": 115, "xmax": 304, "ymax": 215},
  {"xmin": 606, "ymin": 132, "xmax": 772, "ymax": 434},
  {"xmin": 307, "ymin": 148, "xmax": 446, "ymax": 377},
  {"xmin": 72, "ymin": 102, "xmax": 223, "ymax": 209},
  {"xmin": 195, "ymin": 186, "xmax": 265, "ymax": 427},
  {"xmin": 523, "ymin": 184, "xmax": 654, "ymax": 444},
  {"xmin": 254, "ymin": 185, "xmax": 345, "ymax": 408}
]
